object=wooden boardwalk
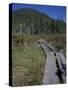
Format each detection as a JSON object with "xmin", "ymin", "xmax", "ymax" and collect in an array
[
  {"xmin": 38, "ymin": 39, "xmax": 66, "ymax": 84},
  {"xmin": 43, "ymin": 52, "xmax": 59, "ymax": 84}
]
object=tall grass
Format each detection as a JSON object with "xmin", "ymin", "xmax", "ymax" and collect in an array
[
  {"xmin": 12, "ymin": 33, "xmax": 66, "ymax": 86},
  {"xmin": 12, "ymin": 42, "xmax": 45, "ymax": 86}
]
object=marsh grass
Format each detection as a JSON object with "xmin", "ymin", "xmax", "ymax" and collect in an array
[
  {"xmin": 12, "ymin": 33, "xmax": 66, "ymax": 86},
  {"xmin": 12, "ymin": 42, "xmax": 45, "ymax": 86}
]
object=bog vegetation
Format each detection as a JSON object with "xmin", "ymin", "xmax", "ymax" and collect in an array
[{"xmin": 12, "ymin": 8, "xmax": 66, "ymax": 86}]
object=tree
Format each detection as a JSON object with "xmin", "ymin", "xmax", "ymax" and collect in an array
[
  {"xmin": 55, "ymin": 20, "xmax": 60, "ymax": 33},
  {"xmin": 51, "ymin": 20, "xmax": 55, "ymax": 33}
]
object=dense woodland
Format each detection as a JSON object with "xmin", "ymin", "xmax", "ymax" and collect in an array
[{"xmin": 12, "ymin": 8, "xmax": 66, "ymax": 35}]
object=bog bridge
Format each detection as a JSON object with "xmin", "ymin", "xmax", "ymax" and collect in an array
[{"xmin": 38, "ymin": 40, "xmax": 66, "ymax": 85}]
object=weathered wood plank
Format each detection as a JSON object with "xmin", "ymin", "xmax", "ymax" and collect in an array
[
  {"xmin": 38, "ymin": 39, "xmax": 66, "ymax": 84},
  {"xmin": 58, "ymin": 52, "xmax": 66, "ymax": 65},
  {"xmin": 43, "ymin": 52, "xmax": 59, "ymax": 84},
  {"xmin": 40, "ymin": 43, "xmax": 51, "ymax": 53},
  {"xmin": 56, "ymin": 52, "xmax": 66, "ymax": 83}
]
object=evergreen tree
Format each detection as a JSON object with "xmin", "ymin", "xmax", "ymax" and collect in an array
[{"xmin": 51, "ymin": 20, "xmax": 55, "ymax": 33}]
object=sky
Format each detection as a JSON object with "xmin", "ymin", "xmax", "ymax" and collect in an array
[{"xmin": 11, "ymin": 3, "xmax": 66, "ymax": 22}]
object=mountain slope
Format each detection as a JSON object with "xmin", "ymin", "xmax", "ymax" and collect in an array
[{"xmin": 12, "ymin": 8, "xmax": 66, "ymax": 34}]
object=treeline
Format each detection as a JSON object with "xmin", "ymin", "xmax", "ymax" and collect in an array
[
  {"xmin": 31, "ymin": 19, "xmax": 66, "ymax": 34},
  {"xmin": 12, "ymin": 8, "xmax": 66, "ymax": 35}
]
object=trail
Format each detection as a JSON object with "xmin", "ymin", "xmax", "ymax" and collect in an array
[{"xmin": 38, "ymin": 39, "xmax": 66, "ymax": 84}]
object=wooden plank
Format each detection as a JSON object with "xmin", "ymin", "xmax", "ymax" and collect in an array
[
  {"xmin": 40, "ymin": 43, "xmax": 51, "ymax": 53},
  {"xmin": 44, "ymin": 41, "xmax": 57, "ymax": 51},
  {"xmin": 56, "ymin": 52, "xmax": 66, "ymax": 83},
  {"xmin": 38, "ymin": 39, "xmax": 66, "ymax": 84},
  {"xmin": 38, "ymin": 39, "xmax": 57, "ymax": 52},
  {"xmin": 56, "ymin": 53, "xmax": 62, "ymax": 71},
  {"xmin": 58, "ymin": 52, "xmax": 66, "ymax": 65},
  {"xmin": 43, "ymin": 52, "xmax": 59, "ymax": 85}
]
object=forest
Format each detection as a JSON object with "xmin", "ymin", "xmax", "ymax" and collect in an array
[{"xmin": 12, "ymin": 8, "xmax": 66, "ymax": 35}]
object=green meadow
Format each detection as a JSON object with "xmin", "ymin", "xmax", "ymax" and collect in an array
[{"xmin": 12, "ymin": 34, "xmax": 66, "ymax": 86}]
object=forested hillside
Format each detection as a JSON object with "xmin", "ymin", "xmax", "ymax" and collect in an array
[{"xmin": 12, "ymin": 8, "xmax": 66, "ymax": 35}]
